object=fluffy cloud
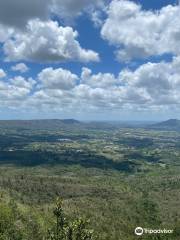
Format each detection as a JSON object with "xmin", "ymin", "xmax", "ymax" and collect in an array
[
  {"xmin": 0, "ymin": 80, "xmax": 32, "ymax": 105},
  {"xmin": 81, "ymin": 67, "xmax": 118, "ymax": 88},
  {"xmin": 0, "ymin": 0, "xmax": 102, "ymax": 63},
  {"xmin": 0, "ymin": 69, "xmax": 6, "ymax": 78},
  {"xmin": 2, "ymin": 55, "xmax": 180, "ymax": 114},
  {"xmin": 11, "ymin": 63, "xmax": 29, "ymax": 73},
  {"xmin": 0, "ymin": 84, "xmax": 30, "ymax": 100},
  {"xmin": 52, "ymin": 0, "xmax": 106, "ymax": 22},
  {"xmin": 10, "ymin": 76, "xmax": 35, "ymax": 90},
  {"xmin": 0, "ymin": 70, "xmax": 36, "ymax": 109},
  {"xmin": 38, "ymin": 67, "xmax": 78, "ymax": 90},
  {"xmin": 0, "ymin": 0, "xmax": 179, "ymax": 118},
  {"xmin": 0, "ymin": 0, "xmax": 106, "ymax": 28},
  {"xmin": 38, "ymin": 57, "xmax": 180, "ymax": 110},
  {"xmin": 27, "ymin": 58, "xmax": 180, "ymax": 112},
  {"xmin": 4, "ymin": 19, "xmax": 99, "ymax": 63},
  {"xmin": 0, "ymin": 74, "xmax": 36, "ymax": 111},
  {"xmin": 101, "ymin": 0, "xmax": 180, "ymax": 61},
  {"xmin": 119, "ymin": 57, "xmax": 180, "ymax": 105},
  {"xmin": 0, "ymin": 24, "xmax": 14, "ymax": 42}
]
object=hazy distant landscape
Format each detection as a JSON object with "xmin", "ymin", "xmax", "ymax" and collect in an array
[{"xmin": 0, "ymin": 119, "xmax": 180, "ymax": 239}]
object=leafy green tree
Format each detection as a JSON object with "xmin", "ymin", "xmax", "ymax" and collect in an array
[{"xmin": 47, "ymin": 198, "xmax": 95, "ymax": 240}]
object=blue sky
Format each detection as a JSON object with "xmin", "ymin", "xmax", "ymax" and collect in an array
[{"xmin": 0, "ymin": 0, "xmax": 179, "ymax": 120}]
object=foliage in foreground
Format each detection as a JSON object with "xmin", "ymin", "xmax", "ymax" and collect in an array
[
  {"xmin": 47, "ymin": 198, "xmax": 95, "ymax": 240},
  {"xmin": 0, "ymin": 197, "xmax": 95, "ymax": 240}
]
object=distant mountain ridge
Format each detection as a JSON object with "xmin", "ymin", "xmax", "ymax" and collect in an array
[
  {"xmin": 0, "ymin": 118, "xmax": 180, "ymax": 131},
  {"xmin": 0, "ymin": 119, "xmax": 148, "ymax": 131},
  {"xmin": 149, "ymin": 119, "xmax": 180, "ymax": 131},
  {"xmin": 0, "ymin": 119, "xmax": 81, "ymax": 130}
]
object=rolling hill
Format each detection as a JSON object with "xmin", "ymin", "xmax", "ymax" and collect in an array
[{"xmin": 149, "ymin": 119, "xmax": 180, "ymax": 131}]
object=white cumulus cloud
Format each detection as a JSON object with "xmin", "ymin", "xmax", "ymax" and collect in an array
[
  {"xmin": 10, "ymin": 76, "xmax": 35, "ymax": 89},
  {"xmin": 4, "ymin": 19, "xmax": 99, "ymax": 63},
  {"xmin": 0, "ymin": 69, "xmax": 6, "ymax": 78},
  {"xmin": 0, "ymin": 0, "xmax": 106, "ymax": 28},
  {"xmin": 101, "ymin": 0, "xmax": 180, "ymax": 61},
  {"xmin": 11, "ymin": 63, "xmax": 29, "ymax": 73},
  {"xmin": 51, "ymin": 0, "xmax": 106, "ymax": 23},
  {"xmin": 38, "ymin": 67, "xmax": 78, "ymax": 90},
  {"xmin": 81, "ymin": 67, "xmax": 118, "ymax": 88}
]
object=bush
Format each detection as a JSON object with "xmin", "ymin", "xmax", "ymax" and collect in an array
[{"xmin": 47, "ymin": 198, "xmax": 95, "ymax": 240}]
